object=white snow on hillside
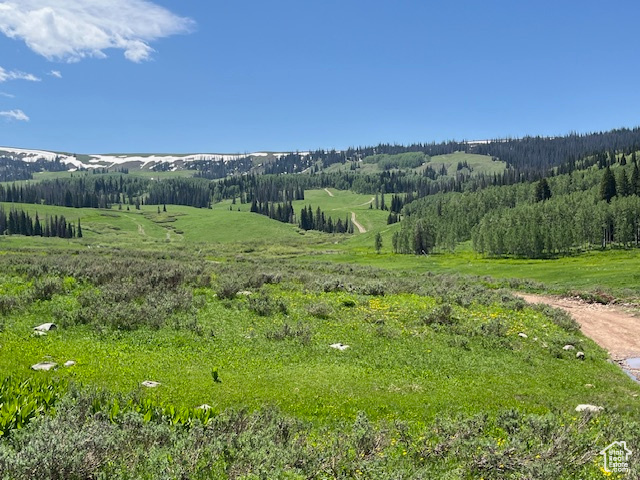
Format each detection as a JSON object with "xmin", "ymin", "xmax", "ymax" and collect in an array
[
  {"xmin": 0, "ymin": 147, "xmax": 65, "ymax": 163},
  {"xmin": 0, "ymin": 147, "xmax": 298, "ymax": 170}
]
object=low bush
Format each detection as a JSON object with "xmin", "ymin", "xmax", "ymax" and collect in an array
[
  {"xmin": 247, "ymin": 291, "xmax": 288, "ymax": 316},
  {"xmin": 421, "ymin": 303, "xmax": 456, "ymax": 326},
  {"xmin": 530, "ymin": 303, "xmax": 579, "ymax": 332},
  {"xmin": 0, "ymin": 295, "xmax": 20, "ymax": 315},
  {"xmin": 265, "ymin": 322, "xmax": 312, "ymax": 344},
  {"xmin": 306, "ymin": 301, "xmax": 333, "ymax": 319},
  {"xmin": 1, "ymin": 390, "xmax": 637, "ymax": 480}
]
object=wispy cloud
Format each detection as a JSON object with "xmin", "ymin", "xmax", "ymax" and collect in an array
[
  {"xmin": 0, "ymin": 91, "xmax": 15, "ymax": 98},
  {"xmin": 49, "ymin": 70, "xmax": 62, "ymax": 78},
  {"xmin": 0, "ymin": 109, "xmax": 29, "ymax": 121},
  {"xmin": 0, "ymin": 66, "xmax": 40, "ymax": 83},
  {"xmin": 0, "ymin": 1, "xmax": 195, "ymax": 63}
]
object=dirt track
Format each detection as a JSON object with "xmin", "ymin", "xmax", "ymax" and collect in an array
[
  {"xmin": 351, "ymin": 212, "xmax": 366, "ymax": 233},
  {"xmin": 517, "ymin": 293, "xmax": 640, "ymax": 361}
]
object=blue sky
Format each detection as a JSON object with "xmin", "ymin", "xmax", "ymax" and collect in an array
[{"xmin": 0, "ymin": 0, "xmax": 639, "ymax": 154}]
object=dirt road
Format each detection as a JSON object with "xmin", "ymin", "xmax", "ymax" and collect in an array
[
  {"xmin": 351, "ymin": 212, "xmax": 366, "ymax": 233},
  {"xmin": 357, "ymin": 196, "xmax": 375, "ymax": 207},
  {"xmin": 517, "ymin": 293, "xmax": 640, "ymax": 379},
  {"xmin": 324, "ymin": 188, "xmax": 334, "ymax": 197}
]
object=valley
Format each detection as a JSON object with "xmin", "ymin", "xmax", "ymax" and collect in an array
[{"xmin": 0, "ymin": 131, "xmax": 639, "ymax": 478}]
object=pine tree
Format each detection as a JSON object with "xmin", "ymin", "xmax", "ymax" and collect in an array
[
  {"xmin": 374, "ymin": 232, "xmax": 382, "ymax": 253},
  {"xmin": 534, "ymin": 178, "xmax": 552, "ymax": 202},
  {"xmin": 34, "ymin": 213, "xmax": 42, "ymax": 236},
  {"xmin": 600, "ymin": 166, "xmax": 617, "ymax": 202},
  {"xmin": 617, "ymin": 169, "xmax": 630, "ymax": 197},
  {"xmin": 631, "ymin": 161, "xmax": 640, "ymax": 196}
]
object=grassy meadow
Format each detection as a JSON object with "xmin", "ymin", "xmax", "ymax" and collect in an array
[{"xmin": 0, "ymin": 187, "xmax": 639, "ymax": 478}]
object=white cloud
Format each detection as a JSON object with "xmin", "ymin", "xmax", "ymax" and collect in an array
[
  {"xmin": 0, "ymin": 66, "xmax": 40, "ymax": 82},
  {"xmin": 0, "ymin": 91, "xmax": 15, "ymax": 98},
  {"xmin": 49, "ymin": 70, "xmax": 62, "ymax": 78},
  {"xmin": 0, "ymin": 109, "xmax": 29, "ymax": 121},
  {"xmin": 0, "ymin": 1, "xmax": 195, "ymax": 63}
]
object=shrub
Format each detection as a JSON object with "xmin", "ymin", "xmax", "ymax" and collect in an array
[
  {"xmin": 31, "ymin": 276, "xmax": 63, "ymax": 301},
  {"xmin": 0, "ymin": 295, "xmax": 20, "ymax": 315},
  {"xmin": 306, "ymin": 302, "xmax": 332, "ymax": 319},
  {"xmin": 530, "ymin": 304, "xmax": 579, "ymax": 332},
  {"xmin": 476, "ymin": 317, "xmax": 508, "ymax": 338},
  {"xmin": 421, "ymin": 303, "xmax": 456, "ymax": 326},
  {"xmin": 216, "ymin": 278, "xmax": 242, "ymax": 300},
  {"xmin": 265, "ymin": 322, "xmax": 312, "ymax": 344},
  {"xmin": 248, "ymin": 292, "xmax": 288, "ymax": 316},
  {"xmin": 357, "ymin": 281, "xmax": 386, "ymax": 296}
]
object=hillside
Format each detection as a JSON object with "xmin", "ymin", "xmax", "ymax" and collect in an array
[{"xmin": 4, "ymin": 127, "xmax": 640, "ymax": 181}]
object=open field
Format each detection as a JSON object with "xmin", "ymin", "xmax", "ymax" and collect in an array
[
  {"xmin": 321, "ymin": 152, "xmax": 507, "ymax": 177},
  {"xmin": 1, "ymin": 188, "xmax": 639, "ymax": 477}
]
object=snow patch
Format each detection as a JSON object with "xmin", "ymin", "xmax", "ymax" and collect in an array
[{"xmin": 1, "ymin": 146, "xmax": 315, "ymax": 171}]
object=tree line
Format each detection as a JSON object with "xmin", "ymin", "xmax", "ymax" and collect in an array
[
  {"xmin": 0, "ymin": 175, "xmax": 148, "ymax": 209},
  {"xmin": 249, "ymin": 200, "xmax": 354, "ymax": 234},
  {"xmin": 0, "ymin": 206, "xmax": 81, "ymax": 239}
]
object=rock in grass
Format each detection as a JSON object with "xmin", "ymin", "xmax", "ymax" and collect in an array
[
  {"xmin": 575, "ymin": 404, "xmax": 604, "ymax": 413},
  {"xmin": 563, "ymin": 345, "xmax": 575, "ymax": 351},
  {"xmin": 196, "ymin": 404, "xmax": 212, "ymax": 410},
  {"xmin": 518, "ymin": 332, "xmax": 528, "ymax": 338},
  {"xmin": 64, "ymin": 360, "xmax": 76, "ymax": 367},
  {"xmin": 31, "ymin": 362, "xmax": 57, "ymax": 371},
  {"xmin": 34, "ymin": 323, "xmax": 57, "ymax": 332},
  {"xmin": 141, "ymin": 380, "xmax": 161, "ymax": 388},
  {"xmin": 576, "ymin": 351, "xmax": 585, "ymax": 360},
  {"xmin": 330, "ymin": 343, "xmax": 350, "ymax": 351}
]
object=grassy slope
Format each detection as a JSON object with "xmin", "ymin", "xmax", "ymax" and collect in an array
[{"xmin": 322, "ymin": 152, "xmax": 507, "ymax": 177}]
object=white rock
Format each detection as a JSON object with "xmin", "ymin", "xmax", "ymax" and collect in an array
[
  {"xmin": 575, "ymin": 404, "xmax": 604, "ymax": 413},
  {"xmin": 576, "ymin": 351, "xmax": 585, "ymax": 360},
  {"xmin": 518, "ymin": 332, "xmax": 528, "ymax": 338},
  {"xmin": 34, "ymin": 323, "xmax": 57, "ymax": 332},
  {"xmin": 64, "ymin": 360, "xmax": 76, "ymax": 367},
  {"xmin": 330, "ymin": 343, "xmax": 350, "ymax": 351},
  {"xmin": 236, "ymin": 291, "xmax": 252, "ymax": 297},
  {"xmin": 584, "ymin": 384, "xmax": 595, "ymax": 388},
  {"xmin": 196, "ymin": 404, "xmax": 212, "ymax": 410},
  {"xmin": 31, "ymin": 362, "xmax": 57, "ymax": 371},
  {"xmin": 141, "ymin": 381, "xmax": 161, "ymax": 388},
  {"xmin": 563, "ymin": 345, "xmax": 575, "ymax": 351}
]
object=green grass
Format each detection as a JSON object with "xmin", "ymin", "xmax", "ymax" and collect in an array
[
  {"xmin": 2, "ymin": 280, "xmax": 637, "ymax": 425},
  {"xmin": 420, "ymin": 152, "xmax": 507, "ymax": 176},
  {"xmin": 321, "ymin": 152, "xmax": 507, "ymax": 177},
  {"xmin": 323, "ymin": 241, "xmax": 640, "ymax": 300}
]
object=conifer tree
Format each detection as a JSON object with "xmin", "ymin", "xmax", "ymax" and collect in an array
[
  {"xmin": 600, "ymin": 166, "xmax": 617, "ymax": 202},
  {"xmin": 534, "ymin": 178, "xmax": 552, "ymax": 202}
]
